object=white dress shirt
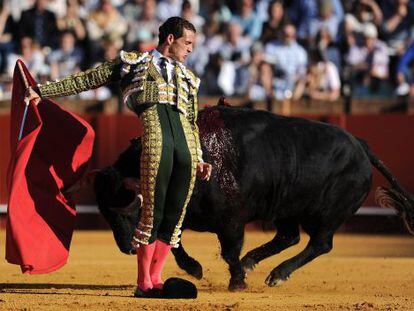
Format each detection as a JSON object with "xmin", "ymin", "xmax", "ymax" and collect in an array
[{"xmin": 151, "ymin": 49, "xmax": 175, "ymax": 83}]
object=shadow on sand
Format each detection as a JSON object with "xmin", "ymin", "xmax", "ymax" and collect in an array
[{"xmin": 0, "ymin": 283, "xmax": 134, "ymax": 297}]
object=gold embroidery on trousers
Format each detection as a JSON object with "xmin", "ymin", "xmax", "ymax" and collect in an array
[
  {"xmin": 169, "ymin": 114, "xmax": 198, "ymax": 247},
  {"xmin": 132, "ymin": 105, "xmax": 163, "ymax": 247}
]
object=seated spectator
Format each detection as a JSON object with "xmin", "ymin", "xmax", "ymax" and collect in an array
[
  {"xmin": 200, "ymin": 52, "xmax": 223, "ymax": 96},
  {"xmin": 48, "ymin": 31, "xmax": 83, "ymax": 80},
  {"xmin": 122, "ymin": 0, "xmax": 145, "ymax": 23},
  {"xmin": 395, "ymin": 41, "xmax": 414, "ymax": 96},
  {"xmin": 157, "ymin": 0, "xmax": 183, "ymax": 21},
  {"xmin": 0, "ymin": 75, "xmax": 13, "ymax": 100},
  {"xmin": 125, "ymin": 0, "xmax": 159, "ymax": 50},
  {"xmin": 86, "ymin": 0, "xmax": 127, "ymax": 48},
  {"xmin": 110, "ymin": 0, "xmax": 127, "ymax": 9},
  {"xmin": 231, "ymin": 0, "xmax": 263, "ymax": 41},
  {"xmin": 220, "ymin": 22, "xmax": 252, "ymax": 62},
  {"xmin": 344, "ymin": 0, "xmax": 383, "ymax": 42},
  {"xmin": 308, "ymin": 0, "xmax": 342, "ymax": 45},
  {"xmin": 47, "ymin": 0, "xmax": 67, "ymax": 18},
  {"xmin": 288, "ymin": 0, "xmax": 344, "ymax": 44},
  {"xmin": 260, "ymin": 0, "xmax": 287, "ymax": 45},
  {"xmin": 217, "ymin": 22, "xmax": 252, "ymax": 96},
  {"xmin": 181, "ymin": 0, "xmax": 204, "ymax": 32},
  {"xmin": 315, "ymin": 26, "xmax": 341, "ymax": 70},
  {"xmin": 185, "ymin": 32, "xmax": 210, "ymax": 77},
  {"xmin": 77, "ymin": 0, "xmax": 100, "ymax": 19},
  {"xmin": 134, "ymin": 30, "xmax": 158, "ymax": 53},
  {"xmin": 0, "ymin": 2, "xmax": 16, "ymax": 73},
  {"xmin": 255, "ymin": 0, "xmax": 272, "ymax": 21},
  {"xmin": 7, "ymin": 36, "xmax": 49, "ymax": 80},
  {"xmin": 185, "ymin": 19, "xmax": 224, "ymax": 78},
  {"xmin": 345, "ymin": 23, "xmax": 389, "ymax": 95},
  {"xmin": 57, "ymin": 0, "xmax": 86, "ymax": 42},
  {"xmin": 378, "ymin": 0, "xmax": 414, "ymax": 55},
  {"xmin": 246, "ymin": 43, "xmax": 274, "ymax": 102},
  {"xmin": 304, "ymin": 48, "xmax": 341, "ymax": 102},
  {"xmin": 78, "ymin": 39, "xmax": 120, "ymax": 101},
  {"xmin": 19, "ymin": 0, "xmax": 59, "ymax": 48},
  {"xmin": 264, "ymin": 24, "xmax": 308, "ymax": 100},
  {"xmin": 200, "ymin": 19, "xmax": 224, "ymax": 55},
  {"xmin": 199, "ymin": 0, "xmax": 232, "ymax": 24}
]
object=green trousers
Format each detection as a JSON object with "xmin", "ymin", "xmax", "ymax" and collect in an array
[{"xmin": 133, "ymin": 104, "xmax": 198, "ymax": 247}]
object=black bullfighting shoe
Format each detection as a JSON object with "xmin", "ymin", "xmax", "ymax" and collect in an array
[{"xmin": 133, "ymin": 287, "xmax": 163, "ymax": 298}]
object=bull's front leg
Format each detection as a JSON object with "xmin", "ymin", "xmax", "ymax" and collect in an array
[
  {"xmin": 171, "ymin": 243, "xmax": 203, "ymax": 280},
  {"xmin": 217, "ymin": 224, "xmax": 246, "ymax": 291}
]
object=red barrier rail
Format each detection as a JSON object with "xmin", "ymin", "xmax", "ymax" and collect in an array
[{"xmin": 1, "ymin": 113, "xmax": 413, "ymax": 207}]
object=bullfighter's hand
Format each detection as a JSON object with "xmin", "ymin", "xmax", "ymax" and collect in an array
[
  {"xmin": 24, "ymin": 86, "xmax": 41, "ymax": 106},
  {"xmin": 197, "ymin": 162, "xmax": 212, "ymax": 181}
]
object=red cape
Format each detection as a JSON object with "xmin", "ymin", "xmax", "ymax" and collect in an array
[{"xmin": 6, "ymin": 60, "xmax": 95, "ymax": 274}]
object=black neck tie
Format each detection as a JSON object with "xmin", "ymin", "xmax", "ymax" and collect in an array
[{"xmin": 160, "ymin": 57, "xmax": 169, "ymax": 82}]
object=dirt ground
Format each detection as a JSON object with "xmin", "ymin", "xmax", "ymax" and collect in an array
[{"xmin": 1, "ymin": 230, "xmax": 414, "ymax": 311}]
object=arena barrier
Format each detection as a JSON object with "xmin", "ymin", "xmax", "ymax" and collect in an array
[{"xmin": 1, "ymin": 113, "xmax": 414, "ymax": 210}]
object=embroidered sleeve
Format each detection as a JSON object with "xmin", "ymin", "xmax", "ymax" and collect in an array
[
  {"xmin": 188, "ymin": 83, "xmax": 203, "ymax": 163},
  {"xmin": 38, "ymin": 58, "xmax": 121, "ymax": 99}
]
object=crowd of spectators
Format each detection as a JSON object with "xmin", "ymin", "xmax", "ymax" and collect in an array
[{"xmin": 1, "ymin": 0, "xmax": 414, "ymax": 105}]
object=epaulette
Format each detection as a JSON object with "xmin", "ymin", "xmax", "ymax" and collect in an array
[
  {"xmin": 119, "ymin": 50, "xmax": 150, "ymax": 77},
  {"xmin": 119, "ymin": 50, "xmax": 149, "ymax": 65}
]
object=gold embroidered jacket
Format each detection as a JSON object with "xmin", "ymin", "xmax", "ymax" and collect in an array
[{"xmin": 37, "ymin": 50, "xmax": 203, "ymax": 162}]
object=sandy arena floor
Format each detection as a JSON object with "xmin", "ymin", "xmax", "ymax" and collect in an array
[{"xmin": 0, "ymin": 230, "xmax": 414, "ymax": 310}]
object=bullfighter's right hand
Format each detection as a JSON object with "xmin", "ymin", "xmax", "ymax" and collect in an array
[{"xmin": 24, "ymin": 86, "xmax": 41, "ymax": 106}]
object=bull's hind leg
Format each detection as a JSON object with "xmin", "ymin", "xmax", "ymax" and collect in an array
[
  {"xmin": 265, "ymin": 230, "xmax": 333, "ymax": 286},
  {"xmin": 241, "ymin": 218, "xmax": 300, "ymax": 273},
  {"xmin": 217, "ymin": 224, "xmax": 246, "ymax": 291}
]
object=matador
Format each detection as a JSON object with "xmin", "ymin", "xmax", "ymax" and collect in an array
[{"xmin": 26, "ymin": 16, "xmax": 212, "ymax": 298}]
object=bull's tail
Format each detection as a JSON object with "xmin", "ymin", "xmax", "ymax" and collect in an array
[{"xmin": 358, "ymin": 139, "xmax": 414, "ymax": 234}]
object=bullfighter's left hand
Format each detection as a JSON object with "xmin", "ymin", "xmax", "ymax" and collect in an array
[{"xmin": 197, "ymin": 162, "xmax": 212, "ymax": 181}]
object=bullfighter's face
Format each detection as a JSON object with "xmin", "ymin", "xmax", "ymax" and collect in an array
[{"xmin": 168, "ymin": 28, "xmax": 195, "ymax": 62}]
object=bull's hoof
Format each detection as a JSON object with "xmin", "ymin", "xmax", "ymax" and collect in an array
[
  {"xmin": 228, "ymin": 279, "xmax": 247, "ymax": 292},
  {"xmin": 265, "ymin": 272, "xmax": 290, "ymax": 287},
  {"xmin": 240, "ymin": 256, "xmax": 257, "ymax": 273},
  {"xmin": 185, "ymin": 261, "xmax": 203, "ymax": 280}
]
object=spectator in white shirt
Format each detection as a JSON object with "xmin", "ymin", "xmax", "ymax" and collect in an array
[
  {"xmin": 264, "ymin": 23, "xmax": 308, "ymax": 100},
  {"xmin": 7, "ymin": 36, "xmax": 48, "ymax": 80},
  {"xmin": 157, "ymin": 0, "xmax": 182, "ymax": 21},
  {"xmin": 48, "ymin": 31, "xmax": 83, "ymax": 80},
  {"xmin": 305, "ymin": 48, "xmax": 341, "ymax": 102},
  {"xmin": 346, "ymin": 23, "xmax": 389, "ymax": 92},
  {"xmin": 217, "ymin": 22, "xmax": 252, "ymax": 96}
]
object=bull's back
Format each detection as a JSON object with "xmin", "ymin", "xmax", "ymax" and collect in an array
[{"xmin": 204, "ymin": 106, "xmax": 373, "ymax": 220}]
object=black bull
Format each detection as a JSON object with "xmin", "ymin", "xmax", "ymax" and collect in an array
[{"xmin": 94, "ymin": 105, "xmax": 414, "ymax": 291}]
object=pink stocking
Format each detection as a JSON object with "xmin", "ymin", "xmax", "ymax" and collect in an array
[
  {"xmin": 136, "ymin": 242, "xmax": 156, "ymax": 291},
  {"xmin": 150, "ymin": 240, "xmax": 172, "ymax": 289}
]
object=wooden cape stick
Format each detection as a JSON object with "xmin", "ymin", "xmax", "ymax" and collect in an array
[{"xmin": 17, "ymin": 61, "xmax": 30, "ymax": 141}]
